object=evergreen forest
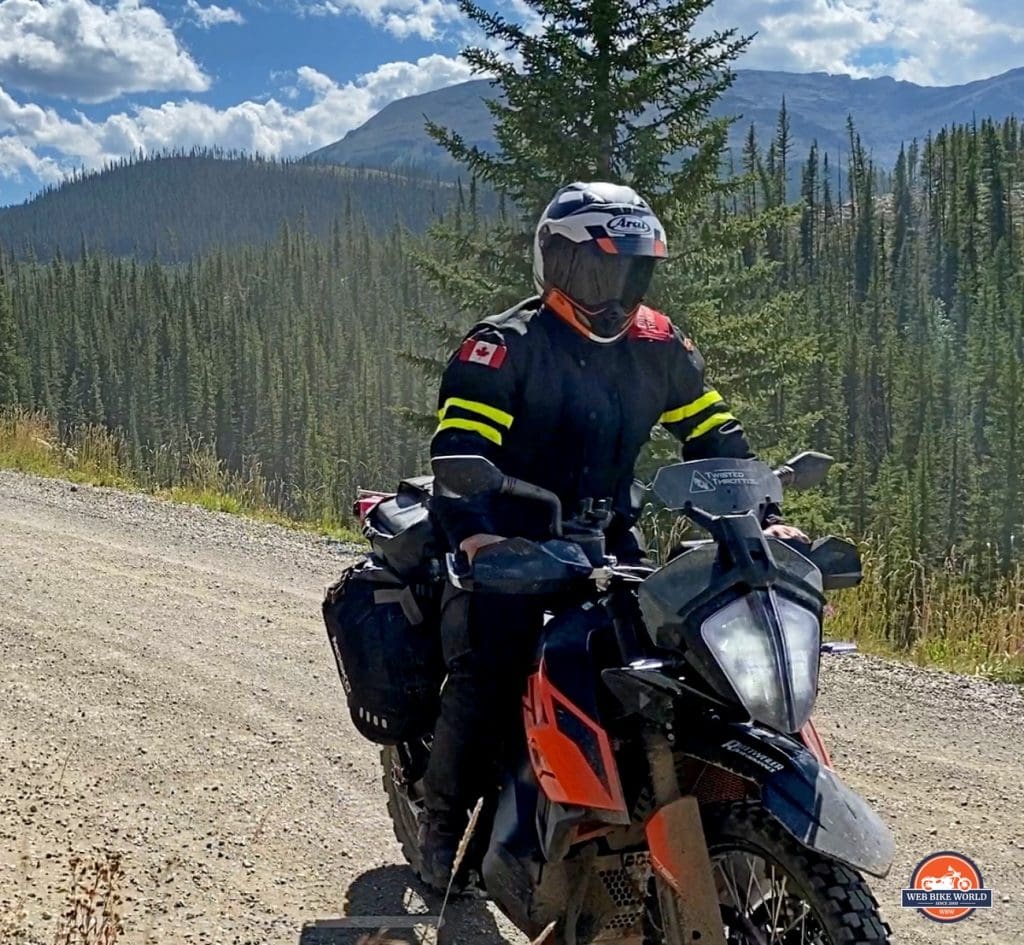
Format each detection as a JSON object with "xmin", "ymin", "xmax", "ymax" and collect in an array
[{"xmin": 4, "ymin": 120, "xmax": 1023, "ymax": 561}]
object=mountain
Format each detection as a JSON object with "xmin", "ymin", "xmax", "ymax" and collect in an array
[
  {"xmin": 0, "ymin": 152, "xmax": 456, "ymax": 262},
  {"xmin": 308, "ymin": 68, "xmax": 1024, "ymax": 175},
  {"xmin": 6, "ymin": 68, "xmax": 1021, "ymax": 263}
]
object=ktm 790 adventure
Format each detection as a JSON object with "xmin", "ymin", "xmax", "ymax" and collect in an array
[{"xmin": 381, "ymin": 452, "xmax": 894, "ymax": 945}]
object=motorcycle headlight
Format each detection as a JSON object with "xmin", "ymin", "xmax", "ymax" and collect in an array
[
  {"xmin": 701, "ymin": 592, "xmax": 821, "ymax": 733},
  {"xmin": 701, "ymin": 595, "xmax": 783, "ymax": 726},
  {"xmin": 776, "ymin": 595, "xmax": 821, "ymax": 730}
]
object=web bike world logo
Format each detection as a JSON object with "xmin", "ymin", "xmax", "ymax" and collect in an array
[{"xmin": 901, "ymin": 851, "xmax": 994, "ymax": 923}]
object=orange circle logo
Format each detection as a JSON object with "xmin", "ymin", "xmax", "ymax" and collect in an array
[{"xmin": 901, "ymin": 852, "xmax": 993, "ymax": 923}]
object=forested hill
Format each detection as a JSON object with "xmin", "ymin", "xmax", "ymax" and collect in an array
[
  {"xmin": 309, "ymin": 67, "xmax": 1024, "ymax": 175},
  {"xmin": 0, "ymin": 152, "xmax": 456, "ymax": 262}
]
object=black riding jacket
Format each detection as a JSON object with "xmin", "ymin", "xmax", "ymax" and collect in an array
[{"xmin": 430, "ymin": 297, "xmax": 758, "ymax": 551}]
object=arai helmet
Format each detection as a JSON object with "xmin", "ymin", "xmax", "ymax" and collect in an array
[{"xmin": 534, "ymin": 182, "xmax": 668, "ymax": 342}]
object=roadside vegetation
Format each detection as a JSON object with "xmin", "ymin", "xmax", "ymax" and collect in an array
[
  {"xmin": 0, "ymin": 408, "xmax": 362, "ymax": 543},
  {"xmin": 828, "ymin": 547, "xmax": 1024, "ymax": 683}
]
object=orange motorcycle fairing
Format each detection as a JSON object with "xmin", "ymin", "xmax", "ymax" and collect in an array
[
  {"xmin": 522, "ymin": 663, "xmax": 628, "ymax": 814},
  {"xmin": 800, "ymin": 718, "xmax": 833, "ymax": 769}
]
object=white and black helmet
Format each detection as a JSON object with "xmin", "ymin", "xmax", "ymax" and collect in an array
[{"xmin": 534, "ymin": 182, "xmax": 668, "ymax": 342}]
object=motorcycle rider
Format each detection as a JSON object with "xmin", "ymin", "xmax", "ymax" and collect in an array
[{"xmin": 422, "ymin": 181, "xmax": 804, "ymax": 890}]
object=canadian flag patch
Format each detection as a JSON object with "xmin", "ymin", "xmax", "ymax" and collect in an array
[{"xmin": 459, "ymin": 337, "xmax": 508, "ymax": 369}]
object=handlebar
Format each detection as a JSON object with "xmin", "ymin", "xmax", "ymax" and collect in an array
[{"xmin": 500, "ymin": 475, "xmax": 563, "ymax": 537}]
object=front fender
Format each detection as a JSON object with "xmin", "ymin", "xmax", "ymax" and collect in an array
[{"xmin": 683, "ymin": 721, "xmax": 895, "ymax": 878}]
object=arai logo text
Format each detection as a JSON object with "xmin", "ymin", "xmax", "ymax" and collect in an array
[{"xmin": 607, "ymin": 215, "xmax": 653, "ymax": 235}]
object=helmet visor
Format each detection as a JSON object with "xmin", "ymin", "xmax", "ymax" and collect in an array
[{"xmin": 546, "ymin": 240, "xmax": 657, "ymax": 314}]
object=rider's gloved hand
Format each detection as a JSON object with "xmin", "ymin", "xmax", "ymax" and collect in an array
[
  {"xmin": 459, "ymin": 533, "xmax": 507, "ymax": 562},
  {"xmin": 764, "ymin": 523, "xmax": 809, "ymax": 543}
]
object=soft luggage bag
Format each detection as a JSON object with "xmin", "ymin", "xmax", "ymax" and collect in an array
[
  {"xmin": 323, "ymin": 555, "xmax": 443, "ymax": 744},
  {"xmin": 363, "ymin": 475, "xmax": 440, "ymax": 581}
]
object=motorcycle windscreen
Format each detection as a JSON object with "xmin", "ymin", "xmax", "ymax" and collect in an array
[{"xmin": 652, "ymin": 458, "xmax": 783, "ymax": 516}]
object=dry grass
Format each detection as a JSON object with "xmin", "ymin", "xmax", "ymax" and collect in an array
[
  {"xmin": 52, "ymin": 854, "xmax": 124, "ymax": 945},
  {"xmin": 0, "ymin": 852, "xmax": 123, "ymax": 945},
  {"xmin": 1, "ymin": 853, "xmax": 403, "ymax": 945},
  {"xmin": 829, "ymin": 546, "xmax": 1024, "ymax": 682},
  {"xmin": 0, "ymin": 408, "xmax": 362, "ymax": 543}
]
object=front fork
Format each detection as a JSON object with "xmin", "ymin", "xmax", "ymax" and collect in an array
[{"xmin": 643, "ymin": 730, "xmax": 727, "ymax": 945}]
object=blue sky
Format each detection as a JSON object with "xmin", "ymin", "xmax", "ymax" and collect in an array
[{"xmin": 1, "ymin": 0, "xmax": 1023, "ymax": 206}]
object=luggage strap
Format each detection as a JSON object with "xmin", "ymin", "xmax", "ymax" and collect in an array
[{"xmin": 373, "ymin": 586, "xmax": 425, "ymax": 626}]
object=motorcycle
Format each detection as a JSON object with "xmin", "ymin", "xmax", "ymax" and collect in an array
[{"xmin": 380, "ymin": 452, "xmax": 895, "ymax": 945}]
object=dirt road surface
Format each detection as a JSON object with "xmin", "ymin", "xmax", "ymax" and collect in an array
[{"xmin": 1, "ymin": 471, "xmax": 1022, "ymax": 944}]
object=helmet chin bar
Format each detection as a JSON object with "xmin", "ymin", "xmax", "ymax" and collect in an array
[{"xmin": 544, "ymin": 288, "xmax": 639, "ymax": 344}]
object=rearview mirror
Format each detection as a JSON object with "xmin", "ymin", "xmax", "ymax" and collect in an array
[
  {"xmin": 776, "ymin": 451, "xmax": 834, "ymax": 491},
  {"xmin": 431, "ymin": 454, "xmax": 504, "ymax": 497}
]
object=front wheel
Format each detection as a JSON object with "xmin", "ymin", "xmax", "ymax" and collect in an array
[{"xmin": 645, "ymin": 801, "xmax": 891, "ymax": 945}]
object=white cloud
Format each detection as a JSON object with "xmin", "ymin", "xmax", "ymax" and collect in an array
[
  {"xmin": 303, "ymin": 0, "xmax": 462, "ymax": 40},
  {"xmin": 709, "ymin": 0, "xmax": 1024, "ymax": 86},
  {"xmin": 4, "ymin": 0, "xmax": 1023, "ymax": 191},
  {"xmin": 0, "ymin": 54, "xmax": 473, "ymax": 184},
  {"xmin": 0, "ymin": 136, "xmax": 64, "ymax": 185},
  {"xmin": 186, "ymin": 0, "xmax": 245, "ymax": 28},
  {"xmin": 0, "ymin": 0, "xmax": 210, "ymax": 104}
]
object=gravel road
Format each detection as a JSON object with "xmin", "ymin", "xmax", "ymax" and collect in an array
[{"xmin": 1, "ymin": 471, "xmax": 1022, "ymax": 945}]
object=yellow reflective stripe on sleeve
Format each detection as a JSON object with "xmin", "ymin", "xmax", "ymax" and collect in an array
[
  {"xmin": 685, "ymin": 412, "xmax": 737, "ymax": 441},
  {"xmin": 659, "ymin": 390, "xmax": 724, "ymax": 426},
  {"xmin": 438, "ymin": 397, "xmax": 514, "ymax": 429},
  {"xmin": 435, "ymin": 417, "xmax": 503, "ymax": 446}
]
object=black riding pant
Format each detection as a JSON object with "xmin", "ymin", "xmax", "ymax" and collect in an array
[{"xmin": 423, "ymin": 585, "xmax": 546, "ymax": 819}]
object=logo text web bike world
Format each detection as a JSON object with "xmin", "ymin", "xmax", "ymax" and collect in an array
[{"xmin": 901, "ymin": 851, "xmax": 994, "ymax": 924}]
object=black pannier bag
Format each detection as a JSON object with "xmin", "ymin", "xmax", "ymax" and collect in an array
[{"xmin": 323, "ymin": 555, "xmax": 444, "ymax": 744}]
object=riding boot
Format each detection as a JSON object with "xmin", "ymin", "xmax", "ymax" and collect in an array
[{"xmin": 417, "ymin": 809, "xmax": 465, "ymax": 892}]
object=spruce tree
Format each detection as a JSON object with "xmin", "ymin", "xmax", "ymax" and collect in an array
[
  {"xmin": 414, "ymin": 0, "xmax": 751, "ymax": 346},
  {"xmin": 432, "ymin": 0, "xmax": 748, "ymax": 215},
  {"xmin": 0, "ymin": 272, "xmax": 21, "ymax": 406}
]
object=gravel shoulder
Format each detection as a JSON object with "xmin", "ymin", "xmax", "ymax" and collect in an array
[{"xmin": 1, "ymin": 471, "xmax": 1022, "ymax": 944}]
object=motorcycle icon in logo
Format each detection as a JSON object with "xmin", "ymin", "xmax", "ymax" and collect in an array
[
  {"xmin": 922, "ymin": 866, "xmax": 973, "ymax": 892},
  {"xmin": 901, "ymin": 851, "xmax": 994, "ymax": 923}
]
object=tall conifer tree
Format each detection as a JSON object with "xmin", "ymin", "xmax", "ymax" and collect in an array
[
  {"xmin": 0, "ymin": 274, "xmax": 21, "ymax": 406},
  {"xmin": 414, "ymin": 0, "xmax": 751, "ymax": 344}
]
